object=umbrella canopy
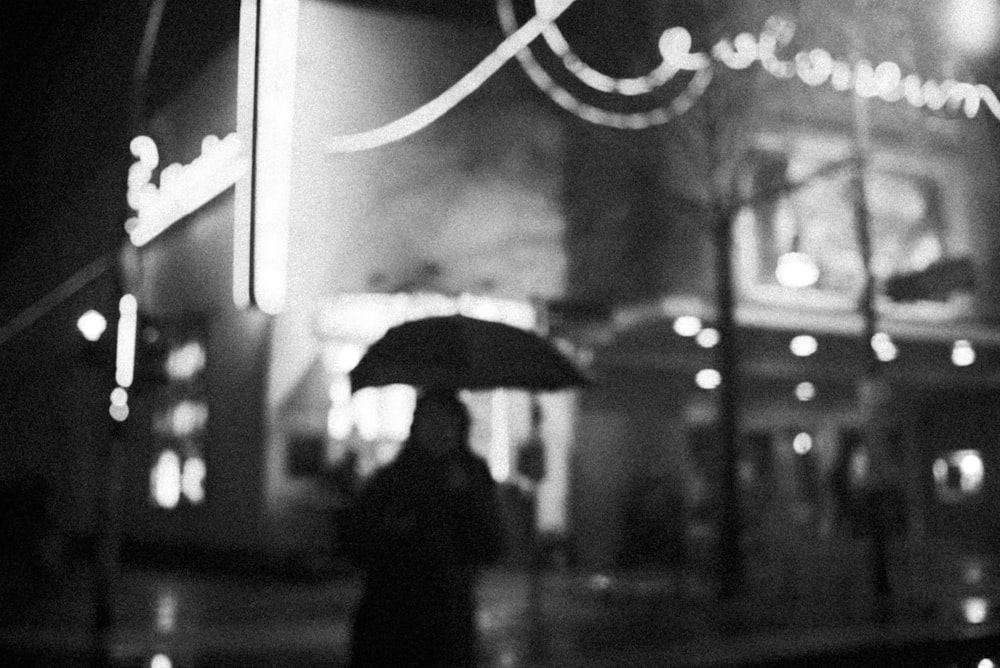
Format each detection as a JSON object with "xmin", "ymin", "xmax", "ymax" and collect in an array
[{"xmin": 349, "ymin": 314, "xmax": 588, "ymax": 392}]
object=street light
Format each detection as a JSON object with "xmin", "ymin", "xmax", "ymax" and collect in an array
[
  {"xmin": 77, "ymin": 310, "xmax": 108, "ymax": 342},
  {"xmin": 775, "ymin": 250, "xmax": 820, "ymax": 289}
]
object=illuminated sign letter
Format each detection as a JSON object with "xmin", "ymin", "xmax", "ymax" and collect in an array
[{"xmin": 125, "ymin": 133, "xmax": 247, "ymax": 247}]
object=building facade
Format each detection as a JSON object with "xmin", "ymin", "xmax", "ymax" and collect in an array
[
  {"xmin": 555, "ymin": 2, "xmax": 1000, "ymax": 586},
  {"xmin": 116, "ymin": 0, "xmax": 579, "ymax": 565}
]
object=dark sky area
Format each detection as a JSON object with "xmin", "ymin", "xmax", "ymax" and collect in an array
[{"xmin": 0, "ymin": 0, "xmax": 241, "ymax": 263}]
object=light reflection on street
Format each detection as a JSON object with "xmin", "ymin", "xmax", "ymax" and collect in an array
[
  {"xmin": 150, "ymin": 653, "xmax": 173, "ymax": 668},
  {"xmin": 156, "ymin": 590, "xmax": 178, "ymax": 634},
  {"xmin": 962, "ymin": 596, "xmax": 989, "ymax": 624}
]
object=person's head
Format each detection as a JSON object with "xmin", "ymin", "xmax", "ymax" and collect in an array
[{"xmin": 408, "ymin": 388, "xmax": 470, "ymax": 458}]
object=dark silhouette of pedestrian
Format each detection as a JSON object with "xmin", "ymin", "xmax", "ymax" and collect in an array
[{"xmin": 343, "ymin": 389, "xmax": 504, "ymax": 667}]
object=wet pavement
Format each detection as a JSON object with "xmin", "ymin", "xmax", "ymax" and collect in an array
[{"xmin": 2, "ymin": 537, "xmax": 1000, "ymax": 667}]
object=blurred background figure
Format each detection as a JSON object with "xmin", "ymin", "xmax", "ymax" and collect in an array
[{"xmin": 342, "ymin": 388, "xmax": 504, "ymax": 668}]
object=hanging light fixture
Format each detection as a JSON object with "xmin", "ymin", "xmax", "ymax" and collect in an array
[{"xmin": 775, "ymin": 232, "xmax": 820, "ymax": 289}]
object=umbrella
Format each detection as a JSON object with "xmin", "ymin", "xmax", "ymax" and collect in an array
[{"xmin": 349, "ymin": 314, "xmax": 588, "ymax": 392}]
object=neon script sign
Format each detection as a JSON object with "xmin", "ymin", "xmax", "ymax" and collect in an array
[
  {"xmin": 126, "ymin": 133, "xmax": 248, "ymax": 247},
  {"xmin": 711, "ymin": 16, "xmax": 1000, "ymax": 119},
  {"xmin": 497, "ymin": 4, "xmax": 1000, "ymax": 129},
  {"xmin": 328, "ymin": 1, "xmax": 1000, "ymax": 153}
]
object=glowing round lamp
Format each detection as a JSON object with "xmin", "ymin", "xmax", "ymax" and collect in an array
[
  {"xmin": 77, "ymin": 309, "xmax": 108, "ymax": 342},
  {"xmin": 952, "ymin": 339, "xmax": 976, "ymax": 367},
  {"xmin": 775, "ymin": 251, "xmax": 820, "ymax": 289}
]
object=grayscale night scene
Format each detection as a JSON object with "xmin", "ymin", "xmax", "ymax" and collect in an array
[{"xmin": 2, "ymin": 1, "xmax": 1000, "ymax": 666}]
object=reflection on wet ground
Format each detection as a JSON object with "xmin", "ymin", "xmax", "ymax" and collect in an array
[{"xmin": 1, "ymin": 540, "xmax": 998, "ymax": 667}]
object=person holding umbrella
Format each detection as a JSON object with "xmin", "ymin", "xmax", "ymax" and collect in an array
[
  {"xmin": 342, "ymin": 387, "xmax": 505, "ymax": 668},
  {"xmin": 342, "ymin": 314, "xmax": 586, "ymax": 665}
]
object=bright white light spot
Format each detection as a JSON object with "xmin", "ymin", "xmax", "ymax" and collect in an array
[
  {"xmin": 792, "ymin": 432, "xmax": 813, "ymax": 455},
  {"xmin": 382, "ymin": 385, "xmax": 417, "ymax": 443},
  {"xmin": 116, "ymin": 294, "xmax": 138, "ymax": 388},
  {"xmin": 77, "ymin": 310, "xmax": 108, "ymax": 342},
  {"xmin": 330, "ymin": 344, "xmax": 364, "ymax": 373},
  {"xmin": 871, "ymin": 332, "xmax": 898, "ymax": 362},
  {"xmin": 790, "ymin": 335, "xmax": 818, "ymax": 357},
  {"xmin": 959, "ymin": 451, "xmax": 985, "ymax": 493},
  {"xmin": 795, "ymin": 381, "xmax": 816, "ymax": 402},
  {"xmin": 934, "ymin": 449, "xmax": 985, "ymax": 501},
  {"xmin": 963, "ymin": 596, "xmax": 989, "ymax": 624},
  {"xmin": 775, "ymin": 251, "xmax": 820, "ymax": 288},
  {"xmin": 248, "ymin": 0, "xmax": 299, "ymax": 315},
  {"xmin": 978, "ymin": 658, "xmax": 996, "ymax": 668},
  {"xmin": 169, "ymin": 400, "xmax": 208, "ymax": 438},
  {"xmin": 489, "ymin": 391, "xmax": 511, "ymax": 482},
  {"xmin": 673, "ymin": 315, "xmax": 702, "ymax": 337},
  {"xmin": 696, "ymin": 327, "xmax": 720, "ymax": 348},
  {"xmin": 952, "ymin": 339, "xmax": 976, "ymax": 367},
  {"xmin": 110, "ymin": 387, "xmax": 128, "ymax": 407},
  {"xmin": 151, "ymin": 450, "xmax": 182, "ymax": 509},
  {"xmin": 353, "ymin": 388, "xmax": 380, "ymax": 441},
  {"xmin": 182, "ymin": 457, "xmax": 206, "ymax": 504},
  {"xmin": 109, "ymin": 403, "xmax": 130, "ymax": 422},
  {"xmin": 165, "ymin": 341, "xmax": 207, "ymax": 381},
  {"xmin": 695, "ymin": 368, "xmax": 722, "ymax": 390},
  {"xmin": 150, "ymin": 653, "xmax": 173, "ymax": 668},
  {"xmin": 589, "ymin": 574, "xmax": 612, "ymax": 591}
]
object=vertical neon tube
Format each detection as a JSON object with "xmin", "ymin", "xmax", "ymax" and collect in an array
[
  {"xmin": 233, "ymin": 0, "xmax": 258, "ymax": 309},
  {"xmin": 115, "ymin": 294, "xmax": 138, "ymax": 388},
  {"xmin": 234, "ymin": 0, "xmax": 298, "ymax": 313}
]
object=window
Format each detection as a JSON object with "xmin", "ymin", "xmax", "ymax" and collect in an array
[
  {"xmin": 146, "ymin": 318, "xmax": 209, "ymax": 509},
  {"xmin": 308, "ymin": 293, "xmax": 541, "ymax": 482},
  {"xmin": 933, "ymin": 449, "xmax": 985, "ymax": 503},
  {"xmin": 733, "ymin": 133, "xmax": 968, "ymax": 318}
]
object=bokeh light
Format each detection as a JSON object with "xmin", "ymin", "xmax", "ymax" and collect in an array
[
  {"xmin": 695, "ymin": 368, "xmax": 722, "ymax": 390},
  {"xmin": 792, "ymin": 432, "xmax": 813, "ymax": 455},
  {"xmin": 795, "ymin": 381, "xmax": 817, "ymax": 402},
  {"xmin": 790, "ymin": 335, "xmax": 818, "ymax": 357},
  {"xmin": 673, "ymin": 315, "xmax": 702, "ymax": 337},
  {"xmin": 696, "ymin": 327, "xmax": 720, "ymax": 348},
  {"xmin": 77, "ymin": 310, "xmax": 107, "ymax": 342}
]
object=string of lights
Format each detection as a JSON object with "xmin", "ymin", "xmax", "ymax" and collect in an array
[
  {"xmin": 322, "ymin": 1, "xmax": 1000, "ymax": 152},
  {"xmin": 495, "ymin": 0, "xmax": 715, "ymax": 129},
  {"xmin": 501, "ymin": 4, "xmax": 1000, "ymax": 127}
]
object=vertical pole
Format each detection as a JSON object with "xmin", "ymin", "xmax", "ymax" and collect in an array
[
  {"xmin": 851, "ymin": 92, "xmax": 878, "ymax": 379},
  {"xmin": 526, "ymin": 297, "xmax": 548, "ymax": 660},
  {"xmin": 714, "ymin": 203, "xmax": 744, "ymax": 600},
  {"xmin": 851, "ymin": 87, "xmax": 893, "ymax": 623},
  {"xmin": 90, "ymin": 417, "xmax": 121, "ymax": 668},
  {"xmin": 88, "ymin": 3, "xmax": 168, "ymax": 665}
]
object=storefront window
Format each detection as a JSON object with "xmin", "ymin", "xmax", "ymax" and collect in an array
[
  {"xmin": 734, "ymin": 134, "xmax": 965, "ymax": 317},
  {"xmin": 933, "ymin": 449, "xmax": 985, "ymax": 503},
  {"xmin": 301, "ymin": 292, "xmax": 541, "ymax": 482},
  {"xmin": 146, "ymin": 319, "xmax": 209, "ymax": 509}
]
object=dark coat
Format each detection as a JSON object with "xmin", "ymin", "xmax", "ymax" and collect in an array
[{"xmin": 343, "ymin": 446, "xmax": 504, "ymax": 668}]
